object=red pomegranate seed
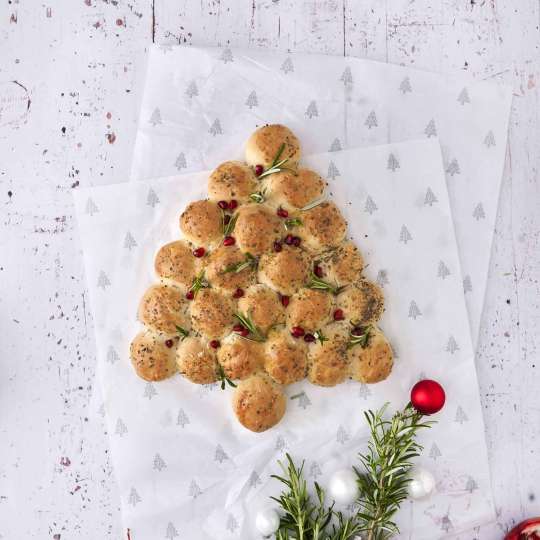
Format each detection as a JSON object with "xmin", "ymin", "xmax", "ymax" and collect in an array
[
  {"xmin": 291, "ymin": 326, "xmax": 305, "ymax": 338},
  {"xmin": 351, "ymin": 327, "xmax": 364, "ymax": 336},
  {"xmin": 233, "ymin": 324, "xmax": 244, "ymax": 333},
  {"xmin": 165, "ymin": 339, "xmax": 174, "ymax": 348},
  {"xmin": 233, "ymin": 288, "xmax": 244, "ymax": 299},
  {"xmin": 314, "ymin": 265, "xmax": 324, "ymax": 278},
  {"xmin": 223, "ymin": 236, "xmax": 236, "ymax": 246},
  {"xmin": 280, "ymin": 295, "xmax": 290, "ymax": 307},
  {"xmin": 209, "ymin": 340, "xmax": 220, "ymax": 349},
  {"xmin": 303, "ymin": 333, "xmax": 316, "ymax": 343},
  {"xmin": 284, "ymin": 234, "xmax": 294, "ymax": 245},
  {"xmin": 240, "ymin": 328, "xmax": 250, "ymax": 337},
  {"xmin": 255, "ymin": 164, "xmax": 264, "ymax": 176},
  {"xmin": 186, "ymin": 290, "xmax": 195, "ymax": 300},
  {"xmin": 218, "ymin": 200, "xmax": 229, "ymax": 209},
  {"xmin": 223, "ymin": 214, "xmax": 231, "ymax": 225},
  {"xmin": 228, "ymin": 199, "xmax": 238, "ymax": 210},
  {"xmin": 273, "ymin": 241, "xmax": 283, "ymax": 252},
  {"xmin": 333, "ymin": 309, "xmax": 345, "ymax": 321},
  {"xmin": 277, "ymin": 207, "xmax": 289, "ymax": 218},
  {"xmin": 292, "ymin": 236, "xmax": 301, "ymax": 247},
  {"xmin": 193, "ymin": 247, "xmax": 205, "ymax": 258}
]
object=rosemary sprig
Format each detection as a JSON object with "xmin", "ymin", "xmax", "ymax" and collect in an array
[
  {"xmin": 313, "ymin": 329, "xmax": 328, "ymax": 346},
  {"xmin": 307, "ymin": 272, "xmax": 344, "ymax": 296},
  {"xmin": 347, "ymin": 325, "xmax": 372, "ymax": 350},
  {"xmin": 258, "ymin": 143, "xmax": 297, "ymax": 179},
  {"xmin": 234, "ymin": 312, "xmax": 266, "ymax": 342},
  {"xmin": 217, "ymin": 363, "xmax": 237, "ymax": 390},
  {"xmin": 189, "ymin": 270, "xmax": 209, "ymax": 296},
  {"xmin": 175, "ymin": 325, "xmax": 189, "ymax": 340},
  {"xmin": 301, "ymin": 197, "xmax": 327, "ymax": 212},
  {"xmin": 285, "ymin": 217, "xmax": 303, "ymax": 230},
  {"xmin": 221, "ymin": 252, "xmax": 257, "ymax": 274},
  {"xmin": 222, "ymin": 212, "xmax": 238, "ymax": 237},
  {"xmin": 249, "ymin": 189, "xmax": 266, "ymax": 204}
]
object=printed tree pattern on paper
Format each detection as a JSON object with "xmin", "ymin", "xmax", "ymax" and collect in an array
[
  {"xmin": 98, "ymin": 402, "xmax": 106, "ymax": 417},
  {"xmin": 429, "ymin": 442, "xmax": 442, "ymax": 460},
  {"xmin": 457, "ymin": 87, "xmax": 470, "ymax": 105},
  {"xmin": 214, "ymin": 444, "xmax": 229, "ymax": 463},
  {"xmin": 97, "ymin": 271, "xmax": 110, "ymax": 290},
  {"xmin": 466, "ymin": 476, "xmax": 478, "ymax": 493},
  {"xmin": 446, "ymin": 158, "xmax": 461, "ymax": 176},
  {"xmin": 387, "ymin": 153, "xmax": 400, "ymax": 172},
  {"xmin": 358, "ymin": 383, "xmax": 371, "ymax": 400},
  {"xmin": 340, "ymin": 66, "xmax": 353, "ymax": 86},
  {"xmin": 147, "ymin": 188, "xmax": 160, "ymax": 208},
  {"xmin": 424, "ymin": 187, "xmax": 438, "ymax": 206},
  {"xmin": 281, "ymin": 57, "xmax": 294, "ymax": 74},
  {"xmin": 408, "ymin": 300, "xmax": 422, "ymax": 320},
  {"xmin": 336, "ymin": 425, "xmax": 349, "ymax": 444},
  {"xmin": 296, "ymin": 391, "xmax": 311, "ymax": 409},
  {"xmin": 310, "ymin": 461, "xmax": 322, "ymax": 478},
  {"xmin": 305, "ymin": 100, "xmax": 318, "ymax": 119},
  {"xmin": 399, "ymin": 225, "xmax": 412, "ymax": 244},
  {"xmin": 85, "ymin": 197, "xmax": 99, "ymax": 216},
  {"xmin": 376, "ymin": 269, "xmax": 389, "ymax": 288},
  {"xmin": 441, "ymin": 515, "xmax": 453, "ymax": 533},
  {"xmin": 128, "ymin": 487, "xmax": 141, "ymax": 506},
  {"xmin": 245, "ymin": 90, "xmax": 258, "ymax": 109},
  {"xmin": 149, "ymin": 107, "xmax": 162, "ymax": 126},
  {"xmin": 473, "ymin": 203, "xmax": 485, "ymax": 220},
  {"xmin": 107, "ymin": 345, "xmax": 119, "ymax": 364},
  {"xmin": 189, "ymin": 479, "xmax": 202, "ymax": 498},
  {"xmin": 327, "ymin": 161, "xmax": 340, "ymax": 180},
  {"xmin": 399, "ymin": 76, "xmax": 412, "ymax": 94},
  {"xmin": 124, "ymin": 231, "xmax": 137, "ymax": 251},
  {"xmin": 226, "ymin": 514, "xmax": 238, "ymax": 533},
  {"xmin": 247, "ymin": 470, "xmax": 262, "ymax": 489},
  {"xmin": 115, "ymin": 418, "xmax": 128, "ymax": 437},
  {"xmin": 209, "ymin": 119, "xmax": 222, "ymax": 136},
  {"xmin": 463, "ymin": 275, "xmax": 473, "ymax": 294},
  {"xmin": 424, "ymin": 118, "xmax": 437, "ymax": 138},
  {"xmin": 484, "ymin": 130, "xmax": 496, "ymax": 148},
  {"xmin": 446, "ymin": 336, "xmax": 460, "ymax": 354},
  {"xmin": 175, "ymin": 152, "xmax": 187, "ymax": 171},
  {"xmin": 329, "ymin": 138, "xmax": 342, "ymax": 152},
  {"xmin": 275, "ymin": 435, "xmax": 286, "ymax": 451},
  {"xmin": 365, "ymin": 110, "xmax": 377, "ymax": 129},
  {"xmin": 165, "ymin": 522, "xmax": 179, "ymax": 539},
  {"xmin": 144, "ymin": 382, "xmax": 157, "ymax": 399},
  {"xmin": 455, "ymin": 406, "xmax": 468, "ymax": 424},
  {"xmin": 437, "ymin": 261, "xmax": 450, "ymax": 279},
  {"xmin": 220, "ymin": 48, "xmax": 233, "ymax": 63},
  {"xmin": 153, "ymin": 453, "xmax": 166, "ymax": 471},
  {"xmin": 177, "ymin": 408, "xmax": 190, "ymax": 427},
  {"xmin": 185, "ymin": 81, "xmax": 198, "ymax": 99},
  {"xmin": 364, "ymin": 195, "xmax": 377, "ymax": 215}
]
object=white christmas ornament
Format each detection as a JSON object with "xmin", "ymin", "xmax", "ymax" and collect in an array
[
  {"xmin": 328, "ymin": 469, "xmax": 359, "ymax": 505},
  {"xmin": 255, "ymin": 507, "xmax": 280, "ymax": 537},
  {"xmin": 407, "ymin": 467, "xmax": 435, "ymax": 499}
]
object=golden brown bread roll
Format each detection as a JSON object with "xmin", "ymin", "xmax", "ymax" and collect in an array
[
  {"xmin": 190, "ymin": 288, "xmax": 234, "ymax": 339},
  {"xmin": 258, "ymin": 246, "xmax": 311, "ymax": 295},
  {"xmin": 179, "ymin": 199, "xmax": 223, "ymax": 247},
  {"xmin": 336, "ymin": 280, "xmax": 384, "ymax": 325},
  {"xmin": 217, "ymin": 334, "xmax": 264, "ymax": 380},
  {"xmin": 176, "ymin": 336, "xmax": 219, "ymax": 384},
  {"xmin": 204, "ymin": 245, "xmax": 256, "ymax": 293},
  {"xmin": 154, "ymin": 240, "xmax": 201, "ymax": 290},
  {"xmin": 286, "ymin": 288, "xmax": 333, "ymax": 331},
  {"xmin": 237, "ymin": 284, "xmax": 285, "ymax": 333},
  {"xmin": 130, "ymin": 330, "xmax": 177, "ymax": 381},
  {"xmin": 307, "ymin": 322, "xmax": 349, "ymax": 387},
  {"xmin": 264, "ymin": 328, "xmax": 308, "ymax": 385},
  {"xmin": 266, "ymin": 168, "xmax": 325, "ymax": 210},
  {"xmin": 138, "ymin": 284, "xmax": 190, "ymax": 335},
  {"xmin": 318, "ymin": 241, "xmax": 364, "ymax": 286},
  {"xmin": 245, "ymin": 124, "xmax": 301, "ymax": 169},
  {"xmin": 299, "ymin": 201, "xmax": 347, "ymax": 251},
  {"xmin": 232, "ymin": 373, "xmax": 286, "ymax": 432},
  {"xmin": 234, "ymin": 204, "xmax": 284, "ymax": 256},
  {"xmin": 208, "ymin": 161, "xmax": 257, "ymax": 202},
  {"xmin": 348, "ymin": 326, "xmax": 393, "ymax": 383}
]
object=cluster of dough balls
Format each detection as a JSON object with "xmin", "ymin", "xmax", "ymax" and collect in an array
[{"xmin": 130, "ymin": 125, "xmax": 393, "ymax": 433}]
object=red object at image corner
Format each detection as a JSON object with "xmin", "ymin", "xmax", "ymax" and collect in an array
[{"xmin": 504, "ymin": 518, "xmax": 540, "ymax": 540}]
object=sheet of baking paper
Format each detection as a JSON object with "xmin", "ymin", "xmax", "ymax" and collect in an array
[
  {"xmin": 131, "ymin": 45, "xmax": 511, "ymax": 348},
  {"xmin": 75, "ymin": 139, "xmax": 494, "ymax": 539}
]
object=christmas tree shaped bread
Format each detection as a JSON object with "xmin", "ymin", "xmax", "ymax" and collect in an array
[{"xmin": 130, "ymin": 125, "xmax": 393, "ymax": 432}]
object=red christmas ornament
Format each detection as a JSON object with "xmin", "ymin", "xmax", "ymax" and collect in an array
[
  {"xmin": 505, "ymin": 518, "xmax": 540, "ymax": 540},
  {"xmin": 410, "ymin": 379, "xmax": 445, "ymax": 415}
]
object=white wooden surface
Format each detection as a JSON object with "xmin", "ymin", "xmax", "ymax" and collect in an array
[{"xmin": 0, "ymin": 1, "xmax": 538, "ymax": 539}]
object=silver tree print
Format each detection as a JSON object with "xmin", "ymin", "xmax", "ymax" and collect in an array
[
  {"xmin": 484, "ymin": 130, "xmax": 496, "ymax": 147},
  {"xmin": 189, "ymin": 479, "xmax": 202, "ymax": 498},
  {"xmin": 245, "ymin": 90, "xmax": 258, "ymax": 109},
  {"xmin": 340, "ymin": 66, "xmax": 353, "ymax": 86},
  {"xmin": 107, "ymin": 346, "xmax": 119, "ymax": 364},
  {"xmin": 209, "ymin": 118, "xmax": 222, "ymax": 136},
  {"xmin": 305, "ymin": 100, "xmax": 318, "ymax": 119},
  {"xmin": 296, "ymin": 392, "xmax": 311, "ymax": 410},
  {"xmin": 429, "ymin": 442, "xmax": 442, "ymax": 460},
  {"xmin": 174, "ymin": 152, "xmax": 186, "ymax": 171},
  {"xmin": 365, "ymin": 110, "xmax": 377, "ymax": 129},
  {"xmin": 214, "ymin": 444, "xmax": 229, "ymax": 463},
  {"xmin": 144, "ymin": 382, "xmax": 157, "ymax": 399},
  {"xmin": 327, "ymin": 160, "xmax": 340, "ymax": 179},
  {"xmin": 376, "ymin": 269, "xmax": 389, "ymax": 287},
  {"xmin": 455, "ymin": 406, "xmax": 468, "ymax": 424},
  {"xmin": 226, "ymin": 514, "xmax": 238, "ymax": 533},
  {"xmin": 128, "ymin": 487, "xmax": 141, "ymax": 506},
  {"xmin": 165, "ymin": 522, "xmax": 179, "ymax": 539},
  {"xmin": 147, "ymin": 188, "xmax": 160, "ymax": 207},
  {"xmin": 424, "ymin": 118, "xmax": 437, "ymax": 138},
  {"xmin": 336, "ymin": 425, "xmax": 349, "ymax": 444},
  {"xmin": 466, "ymin": 476, "xmax": 478, "ymax": 493},
  {"xmin": 275, "ymin": 435, "xmax": 286, "ymax": 451},
  {"xmin": 446, "ymin": 158, "xmax": 460, "ymax": 176},
  {"xmin": 329, "ymin": 138, "xmax": 342, "ymax": 152},
  {"xmin": 115, "ymin": 418, "xmax": 128, "ymax": 437},
  {"xmin": 124, "ymin": 231, "xmax": 137, "ymax": 250},
  {"xmin": 457, "ymin": 87, "xmax": 470, "ymax": 105},
  {"xmin": 441, "ymin": 515, "xmax": 453, "ymax": 533},
  {"xmin": 408, "ymin": 300, "xmax": 422, "ymax": 320},
  {"xmin": 446, "ymin": 336, "xmax": 460, "ymax": 354},
  {"xmin": 153, "ymin": 453, "xmax": 166, "ymax": 471},
  {"xmin": 97, "ymin": 270, "xmax": 110, "ymax": 290},
  {"xmin": 85, "ymin": 197, "xmax": 99, "ymax": 216},
  {"xmin": 463, "ymin": 275, "xmax": 472, "ymax": 294},
  {"xmin": 399, "ymin": 76, "xmax": 412, "ymax": 94},
  {"xmin": 364, "ymin": 195, "xmax": 377, "ymax": 214},
  {"xmin": 281, "ymin": 57, "xmax": 294, "ymax": 74},
  {"xmin": 358, "ymin": 383, "xmax": 371, "ymax": 400},
  {"xmin": 247, "ymin": 470, "xmax": 262, "ymax": 489},
  {"xmin": 399, "ymin": 225, "xmax": 412, "ymax": 244},
  {"xmin": 149, "ymin": 107, "xmax": 162, "ymax": 126},
  {"xmin": 473, "ymin": 202, "xmax": 485, "ymax": 220},
  {"xmin": 177, "ymin": 408, "xmax": 190, "ymax": 427},
  {"xmin": 387, "ymin": 153, "xmax": 400, "ymax": 172},
  {"xmin": 424, "ymin": 187, "xmax": 438, "ymax": 206},
  {"xmin": 220, "ymin": 48, "xmax": 233, "ymax": 63},
  {"xmin": 309, "ymin": 461, "xmax": 322, "ymax": 478},
  {"xmin": 437, "ymin": 261, "xmax": 451, "ymax": 279},
  {"xmin": 185, "ymin": 80, "xmax": 198, "ymax": 98}
]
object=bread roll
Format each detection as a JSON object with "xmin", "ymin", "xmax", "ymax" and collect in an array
[
  {"xmin": 205, "ymin": 245, "xmax": 256, "ymax": 293},
  {"xmin": 336, "ymin": 280, "xmax": 384, "ymax": 325},
  {"xmin": 130, "ymin": 330, "xmax": 177, "ymax": 381},
  {"xmin": 348, "ymin": 326, "xmax": 393, "ymax": 383},
  {"xmin": 266, "ymin": 168, "xmax": 325, "ymax": 210},
  {"xmin": 264, "ymin": 328, "xmax": 308, "ymax": 384},
  {"xmin": 234, "ymin": 204, "xmax": 284, "ymax": 256},
  {"xmin": 245, "ymin": 124, "xmax": 301, "ymax": 168},
  {"xmin": 190, "ymin": 288, "xmax": 234, "ymax": 339},
  {"xmin": 176, "ymin": 336, "xmax": 219, "ymax": 384},
  {"xmin": 300, "ymin": 201, "xmax": 347, "ymax": 251},
  {"xmin": 237, "ymin": 284, "xmax": 285, "ymax": 333},
  {"xmin": 217, "ymin": 334, "xmax": 264, "ymax": 380},
  {"xmin": 180, "ymin": 199, "xmax": 223, "ymax": 247},
  {"xmin": 286, "ymin": 288, "xmax": 333, "ymax": 331},
  {"xmin": 154, "ymin": 240, "xmax": 200, "ymax": 290},
  {"xmin": 208, "ymin": 161, "xmax": 257, "ymax": 202},
  {"xmin": 138, "ymin": 284, "xmax": 190, "ymax": 335},
  {"xmin": 258, "ymin": 246, "xmax": 311, "ymax": 295},
  {"xmin": 318, "ymin": 241, "xmax": 363, "ymax": 286}
]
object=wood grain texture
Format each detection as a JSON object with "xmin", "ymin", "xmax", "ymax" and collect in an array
[{"xmin": 0, "ymin": 1, "xmax": 538, "ymax": 538}]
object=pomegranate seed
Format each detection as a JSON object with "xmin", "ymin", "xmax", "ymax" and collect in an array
[
  {"xmin": 255, "ymin": 164, "xmax": 264, "ymax": 176},
  {"xmin": 223, "ymin": 214, "xmax": 231, "ymax": 225},
  {"xmin": 284, "ymin": 234, "xmax": 294, "ymax": 245},
  {"xmin": 218, "ymin": 200, "xmax": 228, "ymax": 209},
  {"xmin": 333, "ymin": 309, "xmax": 345, "ymax": 321},
  {"xmin": 314, "ymin": 265, "xmax": 324, "ymax": 278},
  {"xmin": 233, "ymin": 324, "xmax": 244, "ymax": 333},
  {"xmin": 304, "ymin": 333, "xmax": 316, "ymax": 343},
  {"xmin": 280, "ymin": 295, "xmax": 290, "ymax": 307},
  {"xmin": 193, "ymin": 247, "xmax": 205, "ymax": 258},
  {"xmin": 165, "ymin": 339, "xmax": 174, "ymax": 348},
  {"xmin": 277, "ymin": 207, "xmax": 289, "ymax": 218},
  {"xmin": 291, "ymin": 326, "xmax": 305, "ymax": 338},
  {"xmin": 273, "ymin": 241, "xmax": 283, "ymax": 252},
  {"xmin": 209, "ymin": 340, "xmax": 220, "ymax": 349},
  {"xmin": 223, "ymin": 236, "xmax": 236, "ymax": 246},
  {"xmin": 292, "ymin": 236, "xmax": 301, "ymax": 247},
  {"xmin": 240, "ymin": 328, "xmax": 250, "ymax": 337},
  {"xmin": 186, "ymin": 290, "xmax": 195, "ymax": 300},
  {"xmin": 233, "ymin": 288, "xmax": 244, "ymax": 299},
  {"xmin": 351, "ymin": 327, "xmax": 364, "ymax": 336},
  {"xmin": 229, "ymin": 199, "xmax": 238, "ymax": 210}
]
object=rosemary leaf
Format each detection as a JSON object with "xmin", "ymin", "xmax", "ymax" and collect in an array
[
  {"xmin": 221, "ymin": 253, "xmax": 257, "ymax": 274},
  {"xmin": 258, "ymin": 143, "xmax": 298, "ymax": 180},
  {"xmin": 189, "ymin": 270, "xmax": 209, "ymax": 296},
  {"xmin": 300, "ymin": 197, "xmax": 327, "ymax": 212},
  {"xmin": 347, "ymin": 325, "xmax": 372, "ymax": 350},
  {"xmin": 307, "ymin": 272, "xmax": 343, "ymax": 295},
  {"xmin": 222, "ymin": 212, "xmax": 238, "ymax": 238},
  {"xmin": 284, "ymin": 217, "xmax": 303, "ymax": 230},
  {"xmin": 175, "ymin": 325, "xmax": 189, "ymax": 340},
  {"xmin": 249, "ymin": 190, "xmax": 266, "ymax": 204},
  {"xmin": 217, "ymin": 364, "xmax": 237, "ymax": 390},
  {"xmin": 234, "ymin": 312, "xmax": 266, "ymax": 342}
]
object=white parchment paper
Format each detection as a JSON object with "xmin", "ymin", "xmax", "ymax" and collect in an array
[
  {"xmin": 131, "ymin": 45, "xmax": 512, "ymax": 349},
  {"xmin": 75, "ymin": 139, "xmax": 494, "ymax": 539}
]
